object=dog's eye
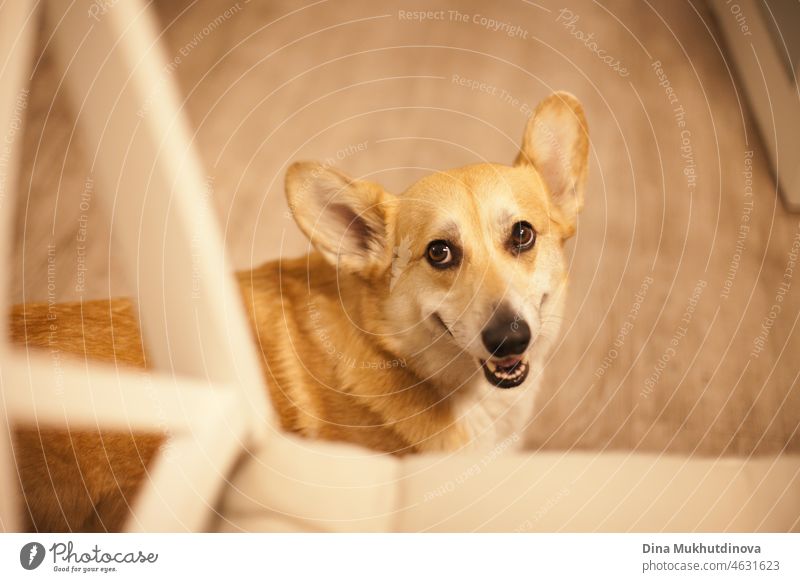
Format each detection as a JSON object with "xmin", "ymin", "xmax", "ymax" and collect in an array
[
  {"xmin": 510, "ymin": 221, "xmax": 536, "ymax": 253},
  {"xmin": 426, "ymin": 240, "xmax": 455, "ymax": 268}
]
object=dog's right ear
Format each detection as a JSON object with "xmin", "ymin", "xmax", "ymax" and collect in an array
[
  {"xmin": 515, "ymin": 91, "xmax": 589, "ymax": 236},
  {"xmin": 285, "ymin": 162, "xmax": 392, "ymax": 276}
]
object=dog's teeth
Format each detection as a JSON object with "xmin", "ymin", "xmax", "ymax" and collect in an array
[{"xmin": 482, "ymin": 358, "xmax": 529, "ymax": 387}]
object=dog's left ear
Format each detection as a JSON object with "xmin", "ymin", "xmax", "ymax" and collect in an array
[
  {"xmin": 285, "ymin": 162, "xmax": 392, "ymax": 276},
  {"xmin": 515, "ymin": 91, "xmax": 589, "ymax": 234}
]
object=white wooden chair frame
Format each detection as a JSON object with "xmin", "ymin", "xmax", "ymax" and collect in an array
[{"xmin": 0, "ymin": 0, "xmax": 273, "ymax": 532}]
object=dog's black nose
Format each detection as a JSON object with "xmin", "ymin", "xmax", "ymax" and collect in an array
[{"xmin": 481, "ymin": 309, "xmax": 531, "ymax": 357}]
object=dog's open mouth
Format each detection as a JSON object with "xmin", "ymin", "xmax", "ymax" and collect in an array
[{"xmin": 480, "ymin": 356, "xmax": 529, "ymax": 388}]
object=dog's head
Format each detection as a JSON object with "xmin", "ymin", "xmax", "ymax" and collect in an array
[{"xmin": 286, "ymin": 92, "xmax": 588, "ymax": 391}]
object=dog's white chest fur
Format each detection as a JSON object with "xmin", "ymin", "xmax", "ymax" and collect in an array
[{"xmin": 455, "ymin": 378, "xmax": 538, "ymax": 451}]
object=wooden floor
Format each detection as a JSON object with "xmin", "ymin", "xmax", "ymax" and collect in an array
[{"xmin": 12, "ymin": 0, "xmax": 799, "ymax": 456}]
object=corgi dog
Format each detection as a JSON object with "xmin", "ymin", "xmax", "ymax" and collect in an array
[
  {"xmin": 254, "ymin": 91, "xmax": 589, "ymax": 452},
  {"xmin": 11, "ymin": 91, "xmax": 588, "ymax": 530}
]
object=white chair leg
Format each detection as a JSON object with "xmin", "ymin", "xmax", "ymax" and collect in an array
[
  {"xmin": 126, "ymin": 400, "xmax": 248, "ymax": 532},
  {"xmin": 0, "ymin": 0, "xmax": 39, "ymax": 533},
  {"xmin": 4, "ymin": 352, "xmax": 235, "ymax": 433},
  {"xmin": 43, "ymin": 0, "xmax": 272, "ymax": 432}
]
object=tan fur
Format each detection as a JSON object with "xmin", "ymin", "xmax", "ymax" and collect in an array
[
  {"xmin": 10, "ymin": 300, "xmax": 161, "ymax": 532},
  {"xmin": 237, "ymin": 258, "xmax": 470, "ymax": 453},
  {"xmin": 10, "ymin": 92, "xmax": 588, "ymax": 531}
]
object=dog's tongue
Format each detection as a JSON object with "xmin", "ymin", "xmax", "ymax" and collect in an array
[{"xmin": 492, "ymin": 356, "xmax": 522, "ymax": 368}]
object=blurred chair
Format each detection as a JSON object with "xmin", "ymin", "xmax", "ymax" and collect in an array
[{"xmin": 0, "ymin": 0, "xmax": 272, "ymax": 532}]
